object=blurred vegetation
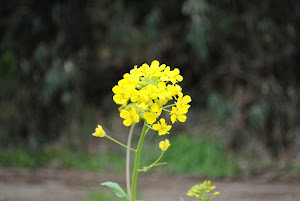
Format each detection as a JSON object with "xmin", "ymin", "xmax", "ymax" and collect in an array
[
  {"xmin": 142, "ymin": 134, "xmax": 240, "ymax": 178},
  {"xmin": 88, "ymin": 191, "xmax": 118, "ymax": 201},
  {"xmin": 0, "ymin": 133, "xmax": 299, "ymax": 178},
  {"xmin": 0, "ymin": 135, "xmax": 244, "ymax": 178},
  {"xmin": 0, "ymin": 0, "xmax": 299, "ymax": 175},
  {"xmin": 0, "ymin": 145, "xmax": 125, "ymax": 171}
]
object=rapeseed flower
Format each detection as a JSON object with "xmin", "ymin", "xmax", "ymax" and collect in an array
[
  {"xmin": 159, "ymin": 139, "xmax": 171, "ymax": 151},
  {"xmin": 92, "ymin": 125, "xmax": 106, "ymax": 137},
  {"xmin": 176, "ymin": 94, "xmax": 192, "ymax": 111},
  {"xmin": 170, "ymin": 106, "xmax": 188, "ymax": 123},
  {"xmin": 112, "ymin": 60, "xmax": 191, "ymax": 135},
  {"xmin": 120, "ymin": 106, "xmax": 140, "ymax": 126},
  {"xmin": 143, "ymin": 103, "xmax": 162, "ymax": 124},
  {"xmin": 187, "ymin": 180, "xmax": 220, "ymax": 201},
  {"xmin": 153, "ymin": 118, "xmax": 172, "ymax": 135},
  {"xmin": 93, "ymin": 61, "xmax": 194, "ymax": 201}
]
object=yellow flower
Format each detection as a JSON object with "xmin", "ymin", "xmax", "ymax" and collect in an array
[
  {"xmin": 112, "ymin": 60, "xmax": 191, "ymax": 132},
  {"xmin": 120, "ymin": 107, "xmax": 140, "ymax": 126},
  {"xmin": 157, "ymin": 82, "xmax": 172, "ymax": 105},
  {"xmin": 170, "ymin": 106, "xmax": 187, "ymax": 123},
  {"xmin": 143, "ymin": 103, "xmax": 162, "ymax": 124},
  {"xmin": 170, "ymin": 68, "xmax": 183, "ymax": 84},
  {"xmin": 161, "ymin": 66, "xmax": 183, "ymax": 84},
  {"xmin": 153, "ymin": 118, "xmax": 172, "ymax": 135},
  {"xmin": 159, "ymin": 139, "xmax": 171, "ymax": 151},
  {"xmin": 176, "ymin": 93, "xmax": 192, "ymax": 111},
  {"xmin": 146, "ymin": 85, "xmax": 158, "ymax": 100},
  {"xmin": 128, "ymin": 88, "xmax": 139, "ymax": 102},
  {"xmin": 92, "ymin": 125, "xmax": 106, "ymax": 137},
  {"xmin": 136, "ymin": 102, "xmax": 148, "ymax": 111},
  {"xmin": 138, "ymin": 88, "xmax": 150, "ymax": 103},
  {"xmin": 123, "ymin": 72, "xmax": 139, "ymax": 86},
  {"xmin": 112, "ymin": 84, "xmax": 129, "ymax": 105},
  {"xmin": 167, "ymin": 84, "xmax": 182, "ymax": 96}
]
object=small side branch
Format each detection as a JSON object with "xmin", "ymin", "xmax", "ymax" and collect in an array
[{"xmin": 105, "ymin": 135, "xmax": 137, "ymax": 152}]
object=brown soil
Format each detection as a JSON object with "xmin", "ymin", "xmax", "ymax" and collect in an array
[{"xmin": 0, "ymin": 168, "xmax": 299, "ymax": 201}]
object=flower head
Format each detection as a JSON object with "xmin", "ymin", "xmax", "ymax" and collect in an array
[
  {"xmin": 159, "ymin": 139, "xmax": 171, "ymax": 151},
  {"xmin": 92, "ymin": 125, "xmax": 106, "ymax": 137},
  {"xmin": 186, "ymin": 180, "xmax": 220, "ymax": 201},
  {"xmin": 153, "ymin": 118, "xmax": 172, "ymax": 135},
  {"xmin": 112, "ymin": 60, "xmax": 191, "ymax": 134}
]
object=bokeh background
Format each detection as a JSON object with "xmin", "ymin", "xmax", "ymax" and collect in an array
[{"xmin": 1, "ymin": 0, "xmax": 299, "ymax": 179}]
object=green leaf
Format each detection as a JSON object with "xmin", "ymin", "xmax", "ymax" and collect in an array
[{"xmin": 101, "ymin": 181, "xmax": 129, "ymax": 201}]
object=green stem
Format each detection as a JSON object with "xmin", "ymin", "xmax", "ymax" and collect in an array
[
  {"xmin": 162, "ymin": 108, "xmax": 171, "ymax": 112},
  {"xmin": 131, "ymin": 121, "xmax": 148, "ymax": 201},
  {"xmin": 146, "ymin": 124, "xmax": 153, "ymax": 130},
  {"xmin": 138, "ymin": 151, "xmax": 166, "ymax": 172},
  {"xmin": 153, "ymin": 162, "xmax": 167, "ymax": 167},
  {"xmin": 152, "ymin": 151, "xmax": 164, "ymax": 167},
  {"xmin": 105, "ymin": 135, "xmax": 136, "ymax": 152},
  {"xmin": 162, "ymin": 103, "xmax": 176, "ymax": 109},
  {"xmin": 126, "ymin": 122, "xmax": 136, "ymax": 200}
]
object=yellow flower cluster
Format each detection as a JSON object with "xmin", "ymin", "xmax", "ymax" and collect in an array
[
  {"xmin": 112, "ymin": 60, "xmax": 192, "ymax": 138},
  {"xmin": 187, "ymin": 180, "xmax": 220, "ymax": 201}
]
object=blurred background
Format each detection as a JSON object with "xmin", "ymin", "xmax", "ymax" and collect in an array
[{"xmin": 0, "ymin": 0, "xmax": 300, "ymax": 181}]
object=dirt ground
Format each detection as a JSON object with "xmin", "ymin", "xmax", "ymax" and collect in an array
[{"xmin": 0, "ymin": 168, "xmax": 299, "ymax": 201}]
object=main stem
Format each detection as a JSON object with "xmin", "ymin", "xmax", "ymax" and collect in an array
[
  {"xmin": 131, "ymin": 121, "xmax": 148, "ymax": 201},
  {"xmin": 126, "ymin": 122, "xmax": 136, "ymax": 200}
]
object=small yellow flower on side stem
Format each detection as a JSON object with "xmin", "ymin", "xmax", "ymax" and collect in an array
[
  {"xmin": 153, "ymin": 118, "xmax": 172, "ymax": 135},
  {"xmin": 92, "ymin": 125, "xmax": 106, "ymax": 137},
  {"xmin": 159, "ymin": 139, "xmax": 171, "ymax": 151}
]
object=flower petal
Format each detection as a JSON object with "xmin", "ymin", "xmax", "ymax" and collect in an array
[
  {"xmin": 177, "ymin": 115, "xmax": 187, "ymax": 122},
  {"xmin": 123, "ymin": 118, "xmax": 132, "ymax": 127}
]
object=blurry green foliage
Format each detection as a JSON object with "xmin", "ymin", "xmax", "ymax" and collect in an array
[
  {"xmin": 0, "ymin": 50, "xmax": 17, "ymax": 75},
  {"xmin": 141, "ymin": 134, "xmax": 240, "ymax": 178},
  {"xmin": 207, "ymin": 92, "xmax": 236, "ymax": 122},
  {"xmin": 88, "ymin": 191, "xmax": 118, "ymax": 201},
  {"xmin": 248, "ymin": 105, "xmax": 265, "ymax": 130},
  {"xmin": 0, "ymin": 134, "xmax": 241, "ymax": 177},
  {"xmin": 0, "ymin": 0, "xmax": 299, "ymax": 159},
  {"xmin": 0, "ymin": 149, "xmax": 37, "ymax": 167},
  {"xmin": 0, "ymin": 145, "xmax": 125, "ymax": 171},
  {"xmin": 165, "ymin": 135, "xmax": 240, "ymax": 178}
]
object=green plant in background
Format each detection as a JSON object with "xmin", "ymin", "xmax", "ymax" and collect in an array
[
  {"xmin": 165, "ymin": 135, "xmax": 240, "ymax": 178},
  {"xmin": 92, "ymin": 60, "xmax": 194, "ymax": 201}
]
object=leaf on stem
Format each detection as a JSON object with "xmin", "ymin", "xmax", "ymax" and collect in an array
[{"xmin": 101, "ymin": 181, "xmax": 129, "ymax": 201}]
